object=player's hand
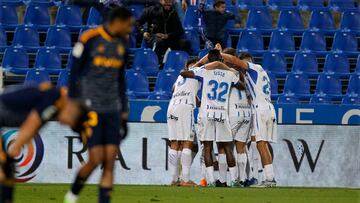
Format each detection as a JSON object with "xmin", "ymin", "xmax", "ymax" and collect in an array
[
  {"xmin": 143, "ymin": 32, "xmax": 151, "ymax": 40},
  {"xmin": 182, "ymin": 0, "xmax": 188, "ymax": 10},
  {"xmin": 8, "ymin": 144, "xmax": 21, "ymax": 159},
  {"xmin": 120, "ymin": 112, "xmax": 129, "ymax": 141},
  {"xmin": 215, "ymin": 43, "xmax": 222, "ymax": 52},
  {"xmin": 156, "ymin": 33, "xmax": 168, "ymax": 39}
]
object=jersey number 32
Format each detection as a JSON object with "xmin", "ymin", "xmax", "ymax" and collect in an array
[{"xmin": 207, "ymin": 80, "xmax": 229, "ymax": 102}]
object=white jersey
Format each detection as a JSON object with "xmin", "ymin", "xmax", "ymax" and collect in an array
[
  {"xmin": 193, "ymin": 67, "xmax": 239, "ymax": 119},
  {"xmin": 245, "ymin": 62, "xmax": 272, "ymax": 107},
  {"xmin": 169, "ymin": 75, "xmax": 200, "ymax": 106}
]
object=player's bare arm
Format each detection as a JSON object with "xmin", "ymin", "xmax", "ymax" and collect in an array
[
  {"xmin": 221, "ymin": 53, "xmax": 249, "ymax": 71},
  {"xmin": 8, "ymin": 111, "xmax": 43, "ymax": 158},
  {"xmin": 203, "ymin": 61, "xmax": 238, "ymax": 73}
]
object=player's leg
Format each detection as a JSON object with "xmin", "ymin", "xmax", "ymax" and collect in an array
[
  {"xmin": 65, "ymin": 112, "xmax": 104, "ymax": 203},
  {"xmin": 216, "ymin": 143, "xmax": 227, "ymax": 187},
  {"xmin": 221, "ymin": 142, "xmax": 239, "ymax": 187},
  {"xmin": 180, "ymin": 141, "xmax": 196, "ymax": 186},
  {"xmin": 64, "ymin": 145, "xmax": 104, "ymax": 203},
  {"xmin": 235, "ymin": 141, "xmax": 247, "ymax": 184},
  {"xmin": 167, "ymin": 107, "xmax": 181, "ymax": 185},
  {"xmin": 199, "ymin": 142, "xmax": 207, "ymax": 187},
  {"xmin": 203, "ymin": 141, "xmax": 216, "ymax": 186},
  {"xmin": 99, "ymin": 145, "xmax": 118, "ymax": 203},
  {"xmin": 247, "ymin": 135, "xmax": 260, "ymax": 186}
]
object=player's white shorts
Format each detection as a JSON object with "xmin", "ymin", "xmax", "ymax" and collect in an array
[
  {"xmin": 252, "ymin": 103, "xmax": 277, "ymax": 143},
  {"xmin": 230, "ymin": 107, "xmax": 252, "ymax": 142},
  {"xmin": 200, "ymin": 116, "xmax": 233, "ymax": 142},
  {"xmin": 167, "ymin": 104, "xmax": 195, "ymax": 141}
]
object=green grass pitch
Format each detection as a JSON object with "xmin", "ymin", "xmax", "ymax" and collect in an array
[{"xmin": 15, "ymin": 184, "xmax": 360, "ymax": 203}]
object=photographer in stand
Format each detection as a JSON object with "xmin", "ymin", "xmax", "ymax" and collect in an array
[{"xmin": 137, "ymin": 0, "xmax": 191, "ymax": 61}]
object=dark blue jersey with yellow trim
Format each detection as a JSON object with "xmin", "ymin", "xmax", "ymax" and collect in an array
[
  {"xmin": 69, "ymin": 25, "xmax": 128, "ymax": 113},
  {"xmin": 0, "ymin": 85, "xmax": 61, "ymax": 120}
]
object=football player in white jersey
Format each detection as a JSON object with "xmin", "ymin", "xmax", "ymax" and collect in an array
[
  {"xmin": 220, "ymin": 48, "xmax": 252, "ymax": 186},
  {"xmin": 181, "ymin": 49, "xmax": 244, "ymax": 187},
  {"xmin": 167, "ymin": 58, "xmax": 200, "ymax": 187},
  {"xmin": 220, "ymin": 52, "xmax": 277, "ymax": 187}
]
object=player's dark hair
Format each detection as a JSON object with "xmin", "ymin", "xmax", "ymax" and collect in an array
[
  {"xmin": 108, "ymin": 6, "xmax": 133, "ymax": 22},
  {"xmin": 213, "ymin": 0, "xmax": 225, "ymax": 8},
  {"xmin": 223, "ymin": 47, "xmax": 236, "ymax": 56},
  {"xmin": 186, "ymin": 57, "xmax": 199, "ymax": 68},
  {"xmin": 208, "ymin": 49, "xmax": 223, "ymax": 62},
  {"xmin": 238, "ymin": 52, "xmax": 253, "ymax": 62}
]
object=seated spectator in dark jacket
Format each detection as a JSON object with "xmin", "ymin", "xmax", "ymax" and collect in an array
[
  {"xmin": 203, "ymin": 0, "xmax": 240, "ymax": 47},
  {"xmin": 137, "ymin": 0, "xmax": 191, "ymax": 60}
]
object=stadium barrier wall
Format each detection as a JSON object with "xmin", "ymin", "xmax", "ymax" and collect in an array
[{"xmin": 3, "ymin": 122, "xmax": 359, "ymax": 187}]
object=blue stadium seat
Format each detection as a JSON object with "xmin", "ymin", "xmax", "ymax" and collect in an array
[
  {"xmin": 34, "ymin": 48, "xmax": 62, "ymax": 74},
  {"xmin": 300, "ymin": 30, "xmax": 327, "ymax": 55},
  {"xmin": 267, "ymin": 71, "xmax": 281, "ymax": 99},
  {"xmin": 183, "ymin": 6, "xmax": 199, "ymax": 29},
  {"xmin": 207, "ymin": 0, "xmax": 235, "ymax": 8},
  {"xmin": 129, "ymin": 4, "xmax": 144, "ymax": 20},
  {"xmin": 66, "ymin": 50, "xmax": 73, "ymax": 69},
  {"xmin": 24, "ymin": 69, "xmax": 50, "ymax": 85},
  {"xmin": 277, "ymin": 9, "xmax": 304, "ymax": 33},
  {"xmin": 148, "ymin": 70, "xmax": 178, "ymax": 100},
  {"xmin": 310, "ymin": 94, "xmax": 332, "ymax": 104},
  {"xmin": 315, "ymin": 73, "xmax": 342, "ymax": 98},
  {"xmin": 185, "ymin": 29, "xmax": 200, "ymax": 55},
  {"xmin": 57, "ymin": 69, "xmax": 70, "ymax": 88},
  {"xmin": 332, "ymin": 31, "xmax": 358, "ymax": 56},
  {"xmin": 329, "ymin": 0, "xmax": 355, "ymax": 11},
  {"xmin": 347, "ymin": 73, "xmax": 360, "ymax": 96},
  {"xmin": 1, "ymin": 47, "xmax": 29, "ymax": 74},
  {"xmin": 24, "ymin": 0, "xmax": 55, "ymax": 6},
  {"xmin": 268, "ymin": 0, "xmax": 296, "ymax": 9},
  {"xmin": 283, "ymin": 73, "xmax": 311, "ymax": 99},
  {"xmin": 277, "ymin": 94, "xmax": 300, "ymax": 104},
  {"xmin": 246, "ymin": 8, "xmax": 273, "ymax": 33},
  {"xmin": 298, "ymin": 0, "xmax": 325, "ymax": 10},
  {"xmin": 87, "ymin": 7, "xmax": 102, "ymax": 27},
  {"xmin": 237, "ymin": 0, "xmax": 264, "ymax": 9},
  {"xmin": 268, "ymin": 30, "xmax": 295, "ymax": 55},
  {"xmin": 292, "ymin": 52, "xmax": 319, "ymax": 78},
  {"xmin": 12, "ymin": 25, "xmax": 40, "ymax": 51},
  {"xmin": 45, "ymin": 26, "xmax": 72, "ymax": 52},
  {"xmin": 356, "ymin": 55, "xmax": 360, "ymax": 73},
  {"xmin": 323, "ymin": 53, "xmax": 350, "ymax": 77},
  {"xmin": 225, "ymin": 7, "xmax": 242, "ymax": 34},
  {"xmin": 126, "ymin": 70, "xmax": 150, "ymax": 99},
  {"xmin": 236, "ymin": 30, "xmax": 264, "ymax": 55},
  {"xmin": 55, "ymin": 5, "xmax": 83, "ymax": 31},
  {"xmin": 132, "ymin": 49, "xmax": 159, "ymax": 76},
  {"xmin": 309, "ymin": 9, "xmax": 335, "ymax": 34},
  {"xmin": 0, "ymin": 5, "xmax": 18, "ymax": 30},
  {"xmin": 0, "ymin": 27, "xmax": 8, "ymax": 51},
  {"xmin": 340, "ymin": 10, "xmax": 360, "ymax": 35},
  {"xmin": 262, "ymin": 52, "xmax": 287, "ymax": 76},
  {"xmin": 0, "ymin": 0, "xmax": 23, "ymax": 6},
  {"xmin": 342, "ymin": 95, "xmax": 360, "ymax": 105},
  {"xmin": 163, "ymin": 51, "xmax": 189, "ymax": 72},
  {"xmin": 23, "ymin": 4, "xmax": 50, "ymax": 31}
]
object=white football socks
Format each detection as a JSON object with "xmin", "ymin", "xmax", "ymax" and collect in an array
[
  {"xmin": 206, "ymin": 166, "xmax": 215, "ymax": 183},
  {"xmin": 181, "ymin": 148, "xmax": 192, "ymax": 182},
  {"xmin": 251, "ymin": 141, "xmax": 260, "ymax": 180},
  {"xmin": 229, "ymin": 166, "xmax": 238, "ymax": 182},
  {"xmin": 168, "ymin": 149, "xmax": 180, "ymax": 182},
  {"xmin": 264, "ymin": 164, "xmax": 275, "ymax": 181},
  {"xmin": 237, "ymin": 153, "xmax": 247, "ymax": 182},
  {"xmin": 218, "ymin": 154, "xmax": 227, "ymax": 183}
]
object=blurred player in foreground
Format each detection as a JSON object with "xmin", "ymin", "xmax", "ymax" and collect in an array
[
  {"xmin": 64, "ymin": 7, "xmax": 133, "ymax": 203},
  {"xmin": 0, "ymin": 83, "xmax": 91, "ymax": 203},
  {"xmin": 167, "ymin": 58, "xmax": 200, "ymax": 187},
  {"xmin": 181, "ymin": 49, "xmax": 244, "ymax": 187}
]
